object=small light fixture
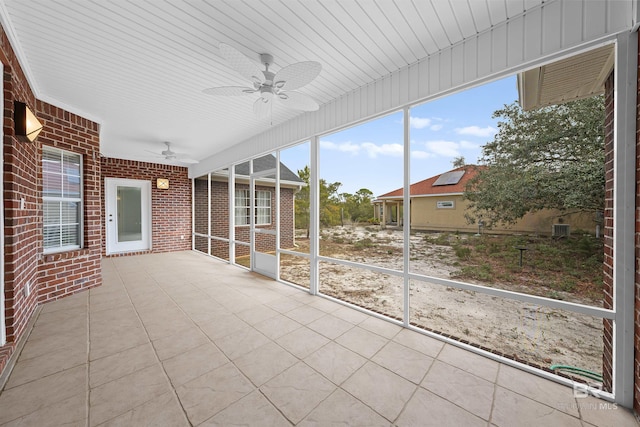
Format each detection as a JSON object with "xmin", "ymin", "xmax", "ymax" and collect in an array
[
  {"xmin": 157, "ymin": 178, "xmax": 169, "ymax": 189},
  {"xmin": 14, "ymin": 101, "xmax": 43, "ymax": 142}
]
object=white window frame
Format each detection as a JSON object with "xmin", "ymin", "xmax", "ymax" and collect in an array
[
  {"xmin": 234, "ymin": 189, "xmax": 271, "ymax": 226},
  {"xmin": 42, "ymin": 146, "xmax": 83, "ymax": 254},
  {"xmin": 436, "ymin": 200, "xmax": 455, "ymax": 209}
]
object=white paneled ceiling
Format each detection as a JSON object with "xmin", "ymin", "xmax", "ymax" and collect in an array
[{"xmin": 1, "ymin": 0, "xmax": 542, "ymax": 164}]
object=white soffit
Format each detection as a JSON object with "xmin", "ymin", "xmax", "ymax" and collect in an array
[{"xmin": 518, "ymin": 44, "xmax": 615, "ymax": 111}]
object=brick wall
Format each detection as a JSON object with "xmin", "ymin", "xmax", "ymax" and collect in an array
[
  {"xmin": 0, "ymin": 24, "xmax": 101, "ymax": 376},
  {"xmin": 602, "ymin": 71, "xmax": 614, "ymax": 394},
  {"xmin": 193, "ymin": 178, "xmax": 296, "ymax": 259},
  {"xmin": 101, "ymin": 158, "xmax": 192, "ymax": 255}
]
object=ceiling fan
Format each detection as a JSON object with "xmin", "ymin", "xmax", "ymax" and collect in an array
[
  {"xmin": 203, "ymin": 43, "xmax": 322, "ymax": 117},
  {"xmin": 146, "ymin": 141, "xmax": 199, "ymax": 164}
]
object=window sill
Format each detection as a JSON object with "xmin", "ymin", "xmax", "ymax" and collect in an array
[{"xmin": 42, "ymin": 248, "xmax": 90, "ymax": 263}]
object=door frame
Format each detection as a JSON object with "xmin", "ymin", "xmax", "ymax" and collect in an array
[
  {"xmin": 105, "ymin": 178, "xmax": 152, "ymax": 255},
  {"xmin": 250, "ymin": 169, "xmax": 277, "ymax": 279}
]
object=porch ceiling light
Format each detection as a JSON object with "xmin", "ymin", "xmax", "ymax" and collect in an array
[{"xmin": 14, "ymin": 101, "xmax": 43, "ymax": 142}]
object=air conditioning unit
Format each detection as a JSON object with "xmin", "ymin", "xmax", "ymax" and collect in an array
[{"xmin": 552, "ymin": 224, "xmax": 570, "ymax": 237}]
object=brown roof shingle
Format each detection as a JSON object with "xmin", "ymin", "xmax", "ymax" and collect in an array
[{"xmin": 377, "ymin": 165, "xmax": 483, "ymax": 199}]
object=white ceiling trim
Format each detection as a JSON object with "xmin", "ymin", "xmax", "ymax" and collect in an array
[
  {"xmin": 192, "ymin": 0, "xmax": 634, "ymax": 177},
  {"xmin": 0, "ymin": 3, "xmax": 104, "ymax": 125}
]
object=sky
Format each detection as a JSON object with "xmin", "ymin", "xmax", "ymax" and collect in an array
[{"xmin": 279, "ymin": 75, "xmax": 519, "ymax": 197}]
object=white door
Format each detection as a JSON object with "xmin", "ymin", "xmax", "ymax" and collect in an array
[
  {"xmin": 250, "ymin": 170, "xmax": 277, "ymax": 279},
  {"xmin": 105, "ymin": 178, "xmax": 151, "ymax": 255}
]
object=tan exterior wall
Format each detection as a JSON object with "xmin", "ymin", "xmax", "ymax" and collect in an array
[{"xmin": 405, "ymin": 195, "xmax": 597, "ymax": 235}]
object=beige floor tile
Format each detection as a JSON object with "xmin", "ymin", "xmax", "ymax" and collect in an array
[
  {"xmin": 342, "ymin": 361, "xmax": 416, "ymax": 422},
  {"xmin": 265, "ymin": 296, "xmax": 305, "ymax": 313},
  {"xmin": 99, "ymin": 391, "xmax": 189, "ymax": 427},
  {"xmin": 19, "ymin": 328, "xmax": 87, "ymax": 361},
  {"xmin": 234, "ymin": 341, "xmax": 298, "ymax": 386},
  {"xmin": 359, "ymin": 316, "xmax": 403, "ymax": 339},
  {"xmin": 142, "ymin": 315, "xmax": 195, "ymax": 341},
  {"xmin": 331, "ymin": 305, "xmax": 369, "ymax": 324},
  {"xmin": 299, "ymin": 388, "xmax": 389, "ymax": 426},
  {"xmin": 5, "ymin": 344, "xmax": 87, "ymax": 389},
  {"xmin": 576, "ymin": 395, "xmax": 639, "ymax": 427},
  {"xmin": 176, "ymin": 362, "xmax": 254, "ymax": 426},
  {"xmin": 284, "ymin": 305, "xmax": 327, "ymax": 325},
  {"xmin": 395, "ymin": 387, "xmax": 485, "ymax": 427},
  {"xmin": 437, "ymin": 344, "xmax": 499, "ymax": 383},
  {"xmin": 496, "ymin": 364, "xmax": 578, "ymax": 418},
  {"xmin": 261, "ymin": 361, "xmax": 335, "ymax": 424},
  {"xmin": 254, "ymin": 313, "xmax": 302, "ymax": 340},
  {"xmin": 39, "ymin": 292, "xmax": 87, "ymax": 313},
  {"xmin": 306, "ymin": 313, "xmax": 354, "ymax": 339},
  {"xmin": 306, "ymin": 297, "xmax": 342, "ymax": 313},
  {"xmin": 1, "ymin": 392, "xmax": 86, "ymax": 427},
  {"xmin": 32, "ymin": 305, "xmax": 87, "ymax": 333},
  {"xmin": 276, "ymin": 327, "xmax": 330, "ymax": 359},
  {"xmin": 89, "ymin": 364, "xmax": 170, "ymax": 426},
  {"xmin": 335, "ymin": 326, "xmax": 388, "ymax": 358},
  {"xmin": 491, "ymin": 386, "xmax": 582, "ymax": 427},
  {"xmin": 151, "ymin": 326, "xmax": 210, "ymax": 361},
  {"xmin": 0, "ymin": 365, "xmax": 86, "ymax": 424},
  {"xmin": 304, "ymin": 341, "xmax": 366, "ymax": 385},
  {"xmin": 199, "ymin": 390, "xmax": 291, "ymax": 426},
  {"xmin": 162, "ymin": 343, "xmax": 228, "ymax": 386},
  {"xmin": 89, "ymin": 326, "xmax": 149, "ymax": 361},
  {"xmin": 198, "ymin": 314, "xmax": 248, "ymax": 341},
  {"xmin": 422, "ymin": 360, "xmax": 494, "ymax": 420},
  {"xmin": 214, "ymin": 324, "xmax": 270, "ymax": 360},
  {"xmin": 392, "ymin": 328, "xmax": 444, "ymax": 358},
  {"xmin": 235, "ymin": 304, "xmax": 279, "ymax": 325},
  {"xmin": 372, "ymin": 341, "xmax": 433, "ymax": 384},
  {"xmin": 90, "ymin": 342, "xmax": 157, "ymax": 388}
]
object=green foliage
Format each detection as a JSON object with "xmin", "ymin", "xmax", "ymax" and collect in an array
[
  {"xmin": 464, "ymin": 96, "xmax": 605, "ymax": 227},
  {"xmin": 294, "ymin": 165, "xmax": 375, "ymax": 228}
]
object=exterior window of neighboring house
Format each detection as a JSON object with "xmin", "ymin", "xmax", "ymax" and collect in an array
[
  {"xmin": 43, "ymin": 146, "xmax": 83, "ymax": 253},
  {"xmin": 436, "ymin": 200, "xmax": 455, "ymax": 209},
  {"xmin": 235, "ymin": 189, "xmax": 271, "ymax": 225}
]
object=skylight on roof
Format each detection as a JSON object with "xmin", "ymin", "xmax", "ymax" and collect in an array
[{"xmin": 433, "ymin": 170, "xmax": 465, "ymax": 186}]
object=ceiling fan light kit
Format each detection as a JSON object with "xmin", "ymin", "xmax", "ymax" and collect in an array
[{"xmin": 203, "ymin": 43, "xmax": 322, "ymax": 118}]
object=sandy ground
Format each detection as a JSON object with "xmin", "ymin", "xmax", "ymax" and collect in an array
[{"xmin": 280, "ymin": 225, "xmax": 604, "ymax": 377}]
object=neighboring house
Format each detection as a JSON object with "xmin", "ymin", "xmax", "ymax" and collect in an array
[
  {"xmin": 194, "ymin": 155, "xmax": 304, "ymax": 259},
  {"xmin": 373, "ymin": 165, "xmax": 595, "ymax": 236}
]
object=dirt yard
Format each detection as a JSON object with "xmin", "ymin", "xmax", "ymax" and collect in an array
[{"xmin": 280, "ymin": 225, "xmax": 604, "ymax": 378}]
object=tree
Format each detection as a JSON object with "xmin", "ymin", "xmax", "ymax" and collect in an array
[
  {"xmin": 452, "ymin": 156, "xmax": 466, "ymax": 168},
  {"xmin": 342, "ymin": 188, "xmax": 375, "ymax": 222},
  {"xmin": 294, "ymin": 166, "xmax": 347, "ymax": 231},
  {"xmin": 464, "ymin": 96, "xmax": 605, "ymax": 227}
]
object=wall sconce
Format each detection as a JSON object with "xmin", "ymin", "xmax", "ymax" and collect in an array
[
  {"xmin": 14, "ymin": 101, "xmax": 43, "ymax": 142},
  {"xmin": 157, "ymin": 178, "xmax": 169, "ymax": 189}
]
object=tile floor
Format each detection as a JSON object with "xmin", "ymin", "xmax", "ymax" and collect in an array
[{"xmin": 0, "ymin": 251, "xmax": 637, "ymax": 426}]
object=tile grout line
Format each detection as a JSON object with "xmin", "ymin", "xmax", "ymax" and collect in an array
[{"xmin": 111, "ymin": 260, "xmax": 194, "ymax": 426}]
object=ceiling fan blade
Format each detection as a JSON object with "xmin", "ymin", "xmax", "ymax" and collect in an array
[
  {"xmin": 273, "ymin": 61, "xmax": 321, "ymax": 91},
  {"xmin": 279, "ymin": 91, "xmax": 319, "ymax": 111},
  {"xmin": 253, "ymin": 97, "xmax": 271, "ymax": 118},
  {"xmin": 218, "ymin": 43, "xmax": 264, "ymax": 84},
  {"xmin": 202, "ymin": 86, "xmax": 255, "ymax": 96}
]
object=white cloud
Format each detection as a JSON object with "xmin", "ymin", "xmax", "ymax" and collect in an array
[
  {"xmin": 411, "ymin": 150, "xmax": 432, "ymax": 159},
  {"xmin": 429, "ymin": 124, "xmax": 443, "ymax": 131},
  {"xmin": 460, "ymin": 140, "xmax": 480, "ymax": 149},
  {"xmin": 409, "ymin": 116, "xmax": 432, "ymax": 129},
  {"xmin": 425, "ymin": 140, "xmax": 461, "ymax": 157},
  {"xmin": 455, "ymin": 125, "xmax": 496, "ymax": 137},
  {"xmin": 361, "ymin": 142, "xmax": 403, "ymax": 158},
  {"xmin": 320, "ymin": 140, "xmax": 361, "ymax": 155},
  {"xmin": 320, "ymin": 140, "xmax": 403, "ymax": 158}
]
